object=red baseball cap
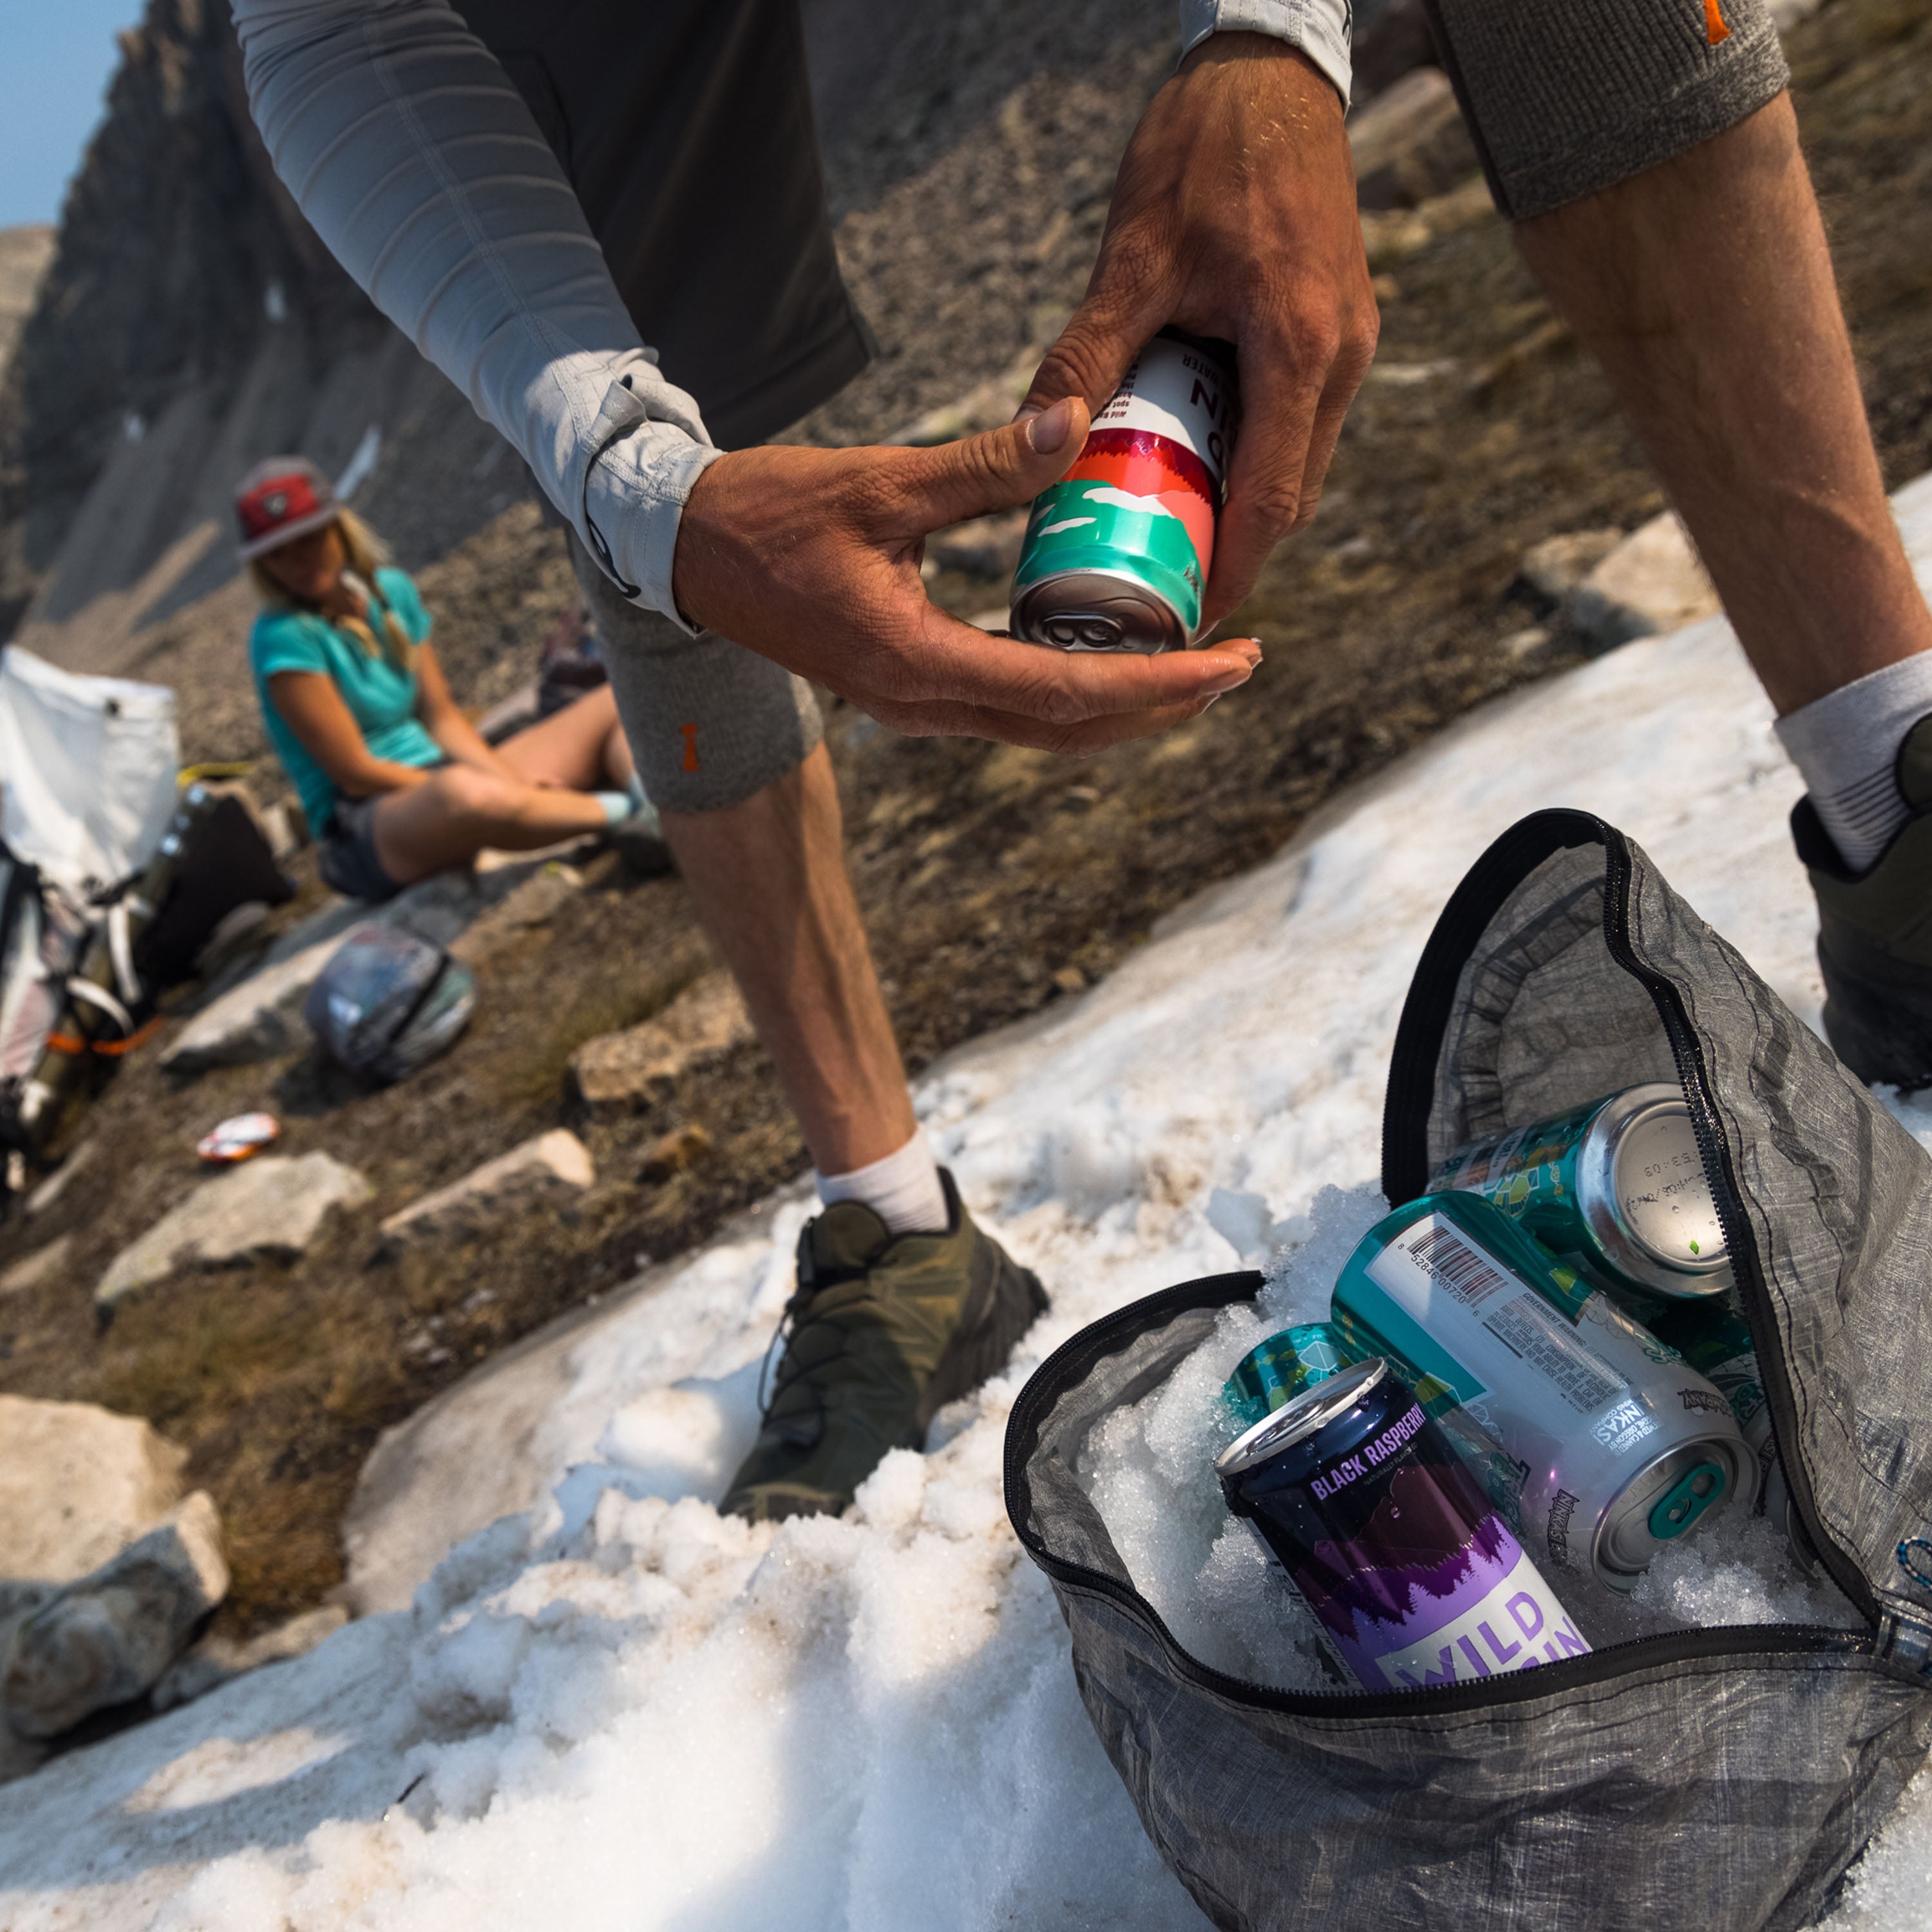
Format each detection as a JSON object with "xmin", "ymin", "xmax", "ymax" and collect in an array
[{"xmin": 234, "ymin": 457, "xmax": 340, "ymax": 560}]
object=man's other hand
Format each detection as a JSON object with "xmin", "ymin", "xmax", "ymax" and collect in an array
[
  {"xmin": 671, "ymin": 398, "xmax": 1262, "ymax": 755},
  {"xmin": 1022, "ymin": 33, "xmax": 1378, "ymax": 633}
]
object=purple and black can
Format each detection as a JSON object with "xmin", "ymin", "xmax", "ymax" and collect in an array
[{"xmin": 1214, "ymin": 1357, "xmax": 1589, "ymax": 1690}]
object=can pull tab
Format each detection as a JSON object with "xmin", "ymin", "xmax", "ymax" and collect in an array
[{"xmin": 1647, "ymin": 1461, "xmax": 1727, "ymax": 1542}]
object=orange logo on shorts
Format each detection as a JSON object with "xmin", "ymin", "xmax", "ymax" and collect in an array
[
  {"xmin": 1703, "ymin": 0, "xmax": 1730, "ymax": 43},
  {"xmin": 681, "ymin": 722, "xmax": 699, "ymax": 772}
]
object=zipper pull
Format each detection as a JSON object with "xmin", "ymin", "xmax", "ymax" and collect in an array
[{"xmin": 1876, "ymin": 1540, "xmax": 1932, "ymax": 1684}]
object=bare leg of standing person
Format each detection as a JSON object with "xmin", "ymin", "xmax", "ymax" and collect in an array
[{"xmin": 1515, "ymin": 93, "xmax": 1932, "ymax": 1086}]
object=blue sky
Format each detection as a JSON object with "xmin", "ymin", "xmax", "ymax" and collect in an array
[{"xmin": 0, "ymin": 3, "xmax": 148, "ymax": 230}]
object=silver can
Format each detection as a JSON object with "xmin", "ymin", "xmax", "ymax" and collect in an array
[
  {"xmin": 1330, "ymin": 1191, "xmax": 1757, "ymax": 1593},
  {"xmin": 1431, "ymin": 1083, "xmax": 1733, "ymax": 1308}
]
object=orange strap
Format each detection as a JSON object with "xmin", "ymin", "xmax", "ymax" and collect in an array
[{"xmin": 41, "ymin": 1014, "xmax": 162, "ymax": 1060}]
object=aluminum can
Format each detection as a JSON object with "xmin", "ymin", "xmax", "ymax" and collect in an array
[
  {"xmin": 1010, "ymin": 330, "xmax": 1238, "ymax": 652},
  {"xmin": 1329, "ymin": 1191, "xmax": 1754, "ymax": 1592},
  {"xmin": 1224, "ymin": 1321, "xmax": 1532, "ymax": 1537},
  {"xmin": 1430, "ymin": 1083, "xmax": 1732, "ymax": 1309},
  {"xmin": 1649, "ymin": 1300, "xmax": 1820, "ymax": 1573},
  {"xmin": 1216, "ymin": 1357, "xmax": 1588, "ymax": 1690}
]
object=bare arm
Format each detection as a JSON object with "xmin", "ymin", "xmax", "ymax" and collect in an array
[
  {"xmin": 267, "ymin": 671, "xmax": 434, "ymax": 802},
  {"xmin": 410, "ymin": 643, "xmax": 522, "ymax": 778}
]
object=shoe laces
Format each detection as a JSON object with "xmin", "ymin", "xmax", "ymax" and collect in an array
[{"xmin": 754, "ymin": 1234, "xmax": 875, "ymax": 1426}]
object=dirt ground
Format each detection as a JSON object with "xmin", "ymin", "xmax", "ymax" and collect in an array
[{"xmin": 1, "ymin": 0, "xmax": 1929, "ymax": 1634}]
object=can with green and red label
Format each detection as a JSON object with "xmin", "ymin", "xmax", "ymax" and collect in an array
[{"xmin": 1009, "ymin": 330, "xmax": 1238, "ymax": 652}]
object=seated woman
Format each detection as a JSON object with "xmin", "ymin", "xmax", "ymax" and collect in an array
[{"xmin": 238, "ymin": 456, "xmax": 659, "ymax": 902}]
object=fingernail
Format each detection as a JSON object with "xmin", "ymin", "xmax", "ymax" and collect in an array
[
  {"xmin": 1203, "ymin": 663, "xmax": 1253, "ymax": 694},
  {"xmin": 1026, "ymin": 398, "xmax": 1076, "ymax": 456}
]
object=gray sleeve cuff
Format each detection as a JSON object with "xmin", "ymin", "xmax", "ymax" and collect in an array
[{"xmin": 1178, "ymin": 0, "xmax": 1354, "ymax": 107}]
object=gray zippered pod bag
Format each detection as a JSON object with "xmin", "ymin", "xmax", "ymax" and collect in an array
[{"xmin": 1005, "ymin": 810, "xmax": 1932, "ymax": 1931}]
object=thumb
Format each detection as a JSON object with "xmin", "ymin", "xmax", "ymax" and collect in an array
[{"xmin": 890, "ymin": 397, "xmax": 1092, "ymax": 534}]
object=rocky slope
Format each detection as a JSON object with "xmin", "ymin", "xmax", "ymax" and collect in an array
[{"xmin": 0, "ymin": 227, "xmax": 54, "ymax": 388}]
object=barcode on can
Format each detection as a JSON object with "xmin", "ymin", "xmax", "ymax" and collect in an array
[
  {"xmin": 1484, "ymin": 1294, "xmax": 1627, "ymax": 1416},
  {"xmin": 1405, "ymin": 1223, "xmax": 1511, "ymax": 1310}
]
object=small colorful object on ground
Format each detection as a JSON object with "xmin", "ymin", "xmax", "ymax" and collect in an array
[
  {"xmin": 1217, "ymin": 1356, "xmax": 1588, "ymax": 1690},
  {"xmin": 1430, "ymin": 1082, "xmax": 1732, "ymax": 1310},
  {"xmin": 196, "ymin": 1111, "xmax": 280, "ymax": 1166},
  {"xmin": 1330, "ymin": 1190, "xmax": 1753, "ymax": 1592},
  {"xmin": 1010, "ymin": 330, "xmax": 1238, "ymax": 652}
]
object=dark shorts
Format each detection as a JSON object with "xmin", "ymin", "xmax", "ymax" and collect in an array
[
  {"xmin": 317, "ymin": 793, "xmax": 406, "ymax": 904},
  {"xmin": 1424, "ymin": 0, "xmax": 1790, "ymax": 221}
]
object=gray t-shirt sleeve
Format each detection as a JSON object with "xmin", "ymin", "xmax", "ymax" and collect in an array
[
  {"xmin": 231, "ymin": 0, "xmax": 723, "ymax": 628},
  {"xmin": 1179, "ymin": 0, "xmax": 1354, "ymax": 106}
]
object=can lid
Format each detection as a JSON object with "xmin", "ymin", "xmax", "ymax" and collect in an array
[
  {"xmin": 1596, "ymin": 1435, "xmax": 1745, "ymax": 1580},
  {"xmin": 1215, "ymin": 1357, "xmax": 1388, "ymax": 1479},
  {"xmin": 1584, "ymin": 1083, "xmax": 1730, "ymax": 1288}
]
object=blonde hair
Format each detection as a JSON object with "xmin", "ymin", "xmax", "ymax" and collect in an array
[{"xmin": 250, "ymin": 507, "xmax": 416, "ymax": 672}]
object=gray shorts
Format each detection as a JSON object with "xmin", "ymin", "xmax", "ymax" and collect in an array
[
  {"xmin": 1426, "ymin": 0, "xmax": 1790, "ymax": 220},
  {"xmin": 567, "ymin": 531, "xmax": 824, "ymax": 817},
  {"xmin": 318, "ymin": 791, "xmax": 407, "ymax": 904}
]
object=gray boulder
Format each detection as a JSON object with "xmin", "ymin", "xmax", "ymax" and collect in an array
[
  {"xmin": 95, "ymin": 1151, "xmax": 373, "ymax": 1322},
  {"xmin": 1567, "ymin": 511, "xmax": 1719, "ymax": 650},
  {"xmin": 568, "ymin": 972, "xmax": 754, "ymax": 1116},
  {"xmin": 1, "ymin": 1492, "xmax": 229, "ymax": 1738},
  {"xmin": 1349, "ymin": 69, "xmax": 1479, "ymax": 211},
  {"xmin": 379, "ymin": 1129, "xmax": 594, "ymax": 1247}
]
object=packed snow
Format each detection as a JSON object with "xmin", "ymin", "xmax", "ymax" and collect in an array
[{"xmin": 7, "ymin": 474, "xmax": 1932, "ymax": 1928}]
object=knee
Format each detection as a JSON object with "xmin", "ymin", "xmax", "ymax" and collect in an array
[{"xmin": 429, "ymin": 764, "xmax": 522, "ymax": 827}]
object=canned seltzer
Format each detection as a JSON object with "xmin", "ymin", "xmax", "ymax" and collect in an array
[
  {"xmin": 1330, "ymin": 1191, "xmax": 1754, "ymax": 1592},
  {"xmin": 1649, "ymin": 1300, "xmax": 1819, "ymax": 1573},
  {"xmin": 1217, "ymin": 1358, "xmax": 1588, "ymax": 1690},
  {"xmin": 1430, "ymin": 1083, "xmax": 1732, "ymax": 1310},
  {"xmin": 1010, "ymin": 330, "xmax": 1238, "ymax": 652},
  {"xmin": 1224, "ymin": 1322, "xmax": 1531, "ymax": 1537}
]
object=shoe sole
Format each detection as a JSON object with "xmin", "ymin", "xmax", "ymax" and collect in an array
[{"xmin": 910, "ymin": 1247, "xmax": 1050, "ymax": 1446}]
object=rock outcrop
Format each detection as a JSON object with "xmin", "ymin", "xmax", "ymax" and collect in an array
[
  {"xmin": 95, "ymin": 1151, "xmax": 374, "ymax": 1321},
  {"xmin": 568, "ymin": 974, "xmax": 755, "ymax": 1117},
  {"xmin": 379, "ymin": 1130, "xmax": 594, "ymax": 1247}
]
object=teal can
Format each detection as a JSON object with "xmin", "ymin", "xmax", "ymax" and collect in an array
[
  {"xmin": 1430, "ymin": 1082, "xmax": 1732, "ymax": 1312},
  {"xmin": 1222, "ymin": 1323, "xmax": 1353, "ymax": 1428}
]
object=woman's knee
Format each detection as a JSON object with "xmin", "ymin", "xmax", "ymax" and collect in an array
[{"xmin": 428, "ymin": 763, "xmax": 524, "ymax": 828}]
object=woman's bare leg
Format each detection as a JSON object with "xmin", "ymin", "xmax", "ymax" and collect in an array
[
  {"xmin": 495, "ymin": 685, "xmax": 636, "ymax": 790},
  {"xmin": 370, "ymin": 764, "xmax": 609, "ymax": 884}
]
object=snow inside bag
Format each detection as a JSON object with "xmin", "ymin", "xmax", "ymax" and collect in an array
[{"xmin": 1007, "ymin": 809, "xmax": 1932, "ymax": 1932}]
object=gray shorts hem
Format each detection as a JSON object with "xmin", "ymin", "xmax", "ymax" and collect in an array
[
  {"xmin": 566, "ymin": 532, "xmax": 824, "ymax": 815},
  {"xmin": 1426, "ymin": 0, "xmax": 1791, "ymax": 222}
]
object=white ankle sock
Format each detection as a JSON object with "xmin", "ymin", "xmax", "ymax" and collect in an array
[
  {"xmin": 1774, "ymin": 652, "xmax": 1932, "ymax": 871},
  {"xmin": 817, "ymin": 1132, "xmax": 949, "ymax": 1236}
]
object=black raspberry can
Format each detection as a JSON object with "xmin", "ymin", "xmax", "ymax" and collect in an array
[
  {"xmin": 1010, "ymin": 330, "xmax": 1238, "ymax": 652},
  {"xmin": 1430, "ymin": 1083, "xmax": 1733, "ymax": 1311},
  {"xmin": 1215, "ymin": 1356, "xmax": 1588, "ymax": 1690}
]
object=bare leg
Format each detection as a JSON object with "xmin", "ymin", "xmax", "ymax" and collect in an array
[
  {"xmin": 1515, "ymin": 95, "xmax": 1932, "ymax": 716},
  {"xmin": 496, "ymin": 685, "xmax": 635, "ymax": 790},
  {"xmin": 371, "ymin": 765, "xmax": 608, "ymax": 883},
  {"xmin": 659, "ymin": 743, "xmax": 916, "ymax": 1175}
]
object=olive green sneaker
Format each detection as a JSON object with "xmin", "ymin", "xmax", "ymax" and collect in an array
[
  {"xmin": 721, "ymin": 1170, "xmax": 1048, "ymax": 1523},
  {"xmin": 1795, "ymin": 714, "xmax": 1932, "ymax": 1090}
]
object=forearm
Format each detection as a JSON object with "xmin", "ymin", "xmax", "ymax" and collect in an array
[
  {"xmin": 422, "ymin": 705, "xmax": 514, "ymax": 777},
  {"xmin": 231, "ymin": 0, "xmax": 719, "ymax": 622},
  {"xmin": 1180, "ymin": 0, "xmax": 1353, "ymax": 105},
  {"xmin": 336, "ymin": 757, "xmax": 435, "ymax": 801}
]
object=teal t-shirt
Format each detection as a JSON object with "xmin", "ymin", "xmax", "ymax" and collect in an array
[{"xmin": 250, "ymin": 567, "xmax": 440, "ymax": 833}]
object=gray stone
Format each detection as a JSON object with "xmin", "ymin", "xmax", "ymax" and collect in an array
[
  {"xmin": 0, "ymin": 1396, "xmax": 188, "ymax": 1586},
  {"xmin": 161, "ymin": 855, "xmax": 574, "ymax": 1076},
  {"xmin": 24, "ymin": 1139, "xmax": 97, "ymax": 1218},
  {"xmin": 1567, "ymin": 511, "xmax": 1720, "ymax": 650},
  {"xmin": 379, "ymin": 1129, "xmax": 593, "ymax": 1247},
  {"xmin": 95, "ymin": 1152, "xmax": 373, "ymax": 1321},
  {"xmin": 568, "ymin": 972, "xmax": 755, "ymax": 1116},
  {"xmin": 0, "ymin": 1235, "xmax": 71, "ymax": 1298},
  {"xmin": 925, "ymin": 508, "xmax": 1029, "ymax": 581},
  {"xmin": 150, "ymin": 1603, "xmax": 348, "ymax": 1712},
  {"xmin": 1348, "ymin": 68, "xmax": 1479, "ymax": 211},
  {"xmin": 1, "ymin": 1492, "xmax": 229, "ymax": 1738},
  {"xmin": 1516, "ymin": 529, "xmax": 1625, "ymax": 609}
]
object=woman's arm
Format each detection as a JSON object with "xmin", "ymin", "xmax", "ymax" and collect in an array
[
  {"xmin": 410, "ymin": 643, "xmax": 526, "ymax": 779},
  {"xmin": 267, "ymin": 671, "xmax": 436, "ymax": 801}
]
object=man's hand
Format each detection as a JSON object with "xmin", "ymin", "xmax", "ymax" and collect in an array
[
  {"xmin": 672, "ymin": 398, "xmax": 1261, "ymax": 755},
  {"xmin": 1022, "ymin": 34, "xmax": 1378, "ymax": 633}
]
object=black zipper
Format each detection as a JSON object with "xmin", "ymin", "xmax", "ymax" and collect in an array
[
  {"xmin": 1007, "ymin": 812, "xmax": 1886, "ymax": 1722},
  {"xmin": 1595, "ymin": 826, "xmax": 1879, "ymax": 1624},
  {"xmin": 1003, "ymin": 1271, "xmax": 1868, "ymax": 1721}
]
